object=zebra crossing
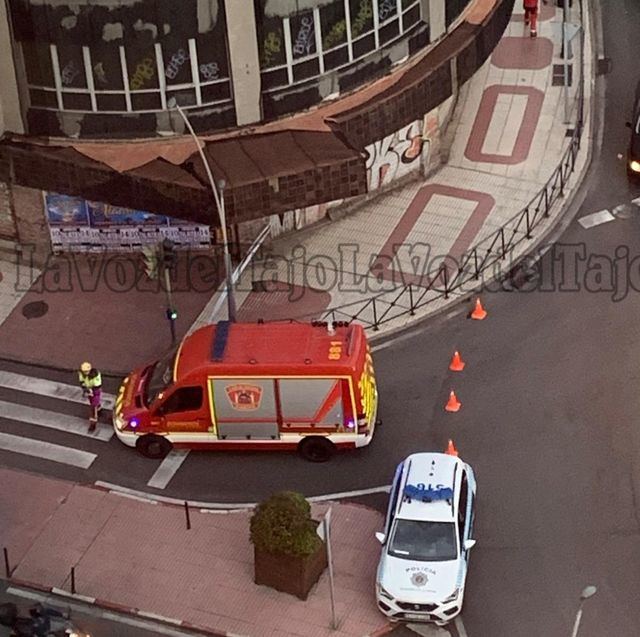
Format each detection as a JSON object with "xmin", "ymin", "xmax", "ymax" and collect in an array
[
  {"xmin": 0, "ymin": 369, "xmax": 188, "ymax": 489},
  {"xmin": 0, "ymin": 370, "xmax": 116, "ymax": 469}
]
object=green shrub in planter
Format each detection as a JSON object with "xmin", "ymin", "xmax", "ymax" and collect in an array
[{"xmin": 250, "ymin": 491, "xmax": 327, "ymax": 599}]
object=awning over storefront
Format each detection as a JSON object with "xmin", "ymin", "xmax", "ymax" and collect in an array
[{"xmin": 0, "ymin": 128, "xmax": 367, "ymax": 227}]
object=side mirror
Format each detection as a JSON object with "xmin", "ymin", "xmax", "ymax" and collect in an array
[
  {"xmin": 375, "ymin": 532, "xmax": 386, "ymax": 544},
  {"xmin": 464, "ymin": 539, "xmax": 476, "ymax": 551}
]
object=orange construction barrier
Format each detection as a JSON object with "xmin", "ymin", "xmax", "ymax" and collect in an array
[
  {"xmin": 445, "ymin": 390, "xmax": 461, "ymax": 412},
  {"xmin": 445, "ymin": 439, "xmax": 459, "ymax": 457},
  {"xmin": 449, "ymin": 350, "xmax": 465, "ymax": 372},
  {"xmin": 471, "ymin": 298, "xmax": 487, "ymax": 320}
]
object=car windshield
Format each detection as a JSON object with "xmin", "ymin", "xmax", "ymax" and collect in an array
[
  {"xmin": 388, "ymin": 519, "xmax": 458, "ymax": 561},
  {"xmin": 145, "ymin": 346, "xmax": 179, "ymax": 406}
]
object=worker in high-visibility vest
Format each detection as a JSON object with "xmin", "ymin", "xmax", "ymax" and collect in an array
[
  {"xmin": 523, "ymin": 0, "xmax": 539, "ymax": 37},
  {"xmin": 79, "ymin": 361, "xmax": 102, "ymax": 431}
]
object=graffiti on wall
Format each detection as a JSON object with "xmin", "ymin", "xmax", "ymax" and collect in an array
[
  {"xmin": 269, "ymin": 203, "xmax": 330, "ymax": 237},
  {"xmin": 365, "ymin": 120, "xmax": 426, "ymax": 191}
]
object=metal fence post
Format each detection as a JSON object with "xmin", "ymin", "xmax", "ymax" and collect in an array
[
  {"xmin": 408, "ymin": 284, "xmax": 415, "ymax": 315},
  {"xmin": 500, "ymin": 228, "xmax": 507, "ymax": 259},
  {"xmin": 559, "ymin": 164, "xmax": 565, "ymax": 197},
  {"xmin": 442, "ymin": 265, "xmax": 450, "ymax": 299},
  {"xmin": 372, "ymin": 298, "xmax": 379, "ymax": 331},
  {"xmin": 474, "ymin": 250, "xmax": 480, "ymax": 279},
  {"xmin": 544, "ymin": 186, "xmax": 550, "ymax": 217},
  {"xmin": 184, "ymin": 501, "xmax": 191, "ymax": 530},
  {"xmin": 71, "ymin": 567, "xmax": 76, "ymax": 594},
  {"xmin": 525, "ymin": 208, "xmax": 532, "ymax": 239},
  {"xmin": 3, "ymin": 547, "xmax": 11, "ymax": 578}
]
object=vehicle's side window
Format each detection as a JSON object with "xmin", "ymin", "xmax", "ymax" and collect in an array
[
  {"xmin": 158, "ymin": 386, "xmax": 203, "ymax": 415},
  {"xmin": 458, "ymin": 472, "xmax": 468, "ymax": 545}
]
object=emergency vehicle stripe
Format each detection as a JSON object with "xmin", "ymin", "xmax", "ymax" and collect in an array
[
  {"xmin": 0, "ymin": 400, "xmax": 113, "ymax": 441},
  {"xmin": 0, "ymin": 370, "xmax": 116, "ymax": 410},
  {"xmin": 0, "ymin": 432, "xmax": 97, "ymax": 468}
]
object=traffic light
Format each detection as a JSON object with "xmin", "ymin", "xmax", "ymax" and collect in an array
[
  {"xmin": 141, "ymin": 245, "xmax": 158, "ymax": 280},
  {"xmin": 161, "ymin": 238, "xmax": 177, "ymax": 271}
]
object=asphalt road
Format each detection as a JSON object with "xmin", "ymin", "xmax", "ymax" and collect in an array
[
  {"xmin": 0, "ymin": 582, "xmax": 208, "ymax": 637},
  {"xmin": 1, "ymin": 1, "xmax": 640, "ymax": 636}
]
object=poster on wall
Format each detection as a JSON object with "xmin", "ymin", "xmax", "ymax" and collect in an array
[
  {"xmin": 45, "ymin": 192, "xmax": 211, "ymax": 252},
  {"xmin": 45, "ymin": 194, "xmax": 90, "ymax": 226},
  {"xmin": 87, "ymin": 201, "xmax": 169, "ymax": 227}
]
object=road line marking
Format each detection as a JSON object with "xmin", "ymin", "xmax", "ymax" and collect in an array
[
  {"xmin": 0, "ymin": 400, "xmax": 113, "ymax": 441},
  {"xmin": 407, "ymin": 623, "xmax": 449, "ymax": 636},
  {"xmin": 0, "ymin": 432, "xmax": 96, "ymax": 468},
  {"xmin": 0, "ymin": 369, "xmax": 115, "ymax": 409},
  {"xmin": 307, "ymin": 485, "xmax": 391, "ymax": 501},
  {"xmin": 454, "ymin": 615, "xmax": 469, "ymax": 637},
  {"xmin": 632, "ymin": 196, "xmax": 640, "ymax": 206},
  {"xmin": 577, "ymin": 209, "xmax": 615, "ymax": 228},
  {"xmin": 146, "ymin": 449, "xmax": 189, "ymax": 489}
]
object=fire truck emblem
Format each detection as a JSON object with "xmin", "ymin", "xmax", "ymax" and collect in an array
[
  {"xmin": 225, "ymin": 384, "xmax": 263, "ymax": 411},
  {"xmin": 410, "ymin": 572, "xmax": 428, "ymax": 587}
]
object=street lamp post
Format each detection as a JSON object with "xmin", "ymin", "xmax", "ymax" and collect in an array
[
  {"xmin": 570, "ymin": 585, "xmax": 597, "ymax": 637},
  {"xmin": 169, "ymin": 100, "xmax": 237, "ymax": 322}
]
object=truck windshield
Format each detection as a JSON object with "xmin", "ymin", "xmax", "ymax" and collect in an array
[{"xmin": 145, "ymin": 346, "xmax": 178, "ymax": 406}]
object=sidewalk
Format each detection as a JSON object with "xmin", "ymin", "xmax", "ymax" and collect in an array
[
  {"xmin": 0, "ymin": 467, "xmax": 387, "ymax": 637},
  {"xmin": 0, "ymin": 1, "xmax": 592, "ymax": 375}
]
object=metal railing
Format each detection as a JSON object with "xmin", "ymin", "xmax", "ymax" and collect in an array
[{"xmin": 313, "ymin": 0, "xmax": 586, "ymax": 332}]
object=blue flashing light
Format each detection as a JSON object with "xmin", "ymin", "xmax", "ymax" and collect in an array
[
  {"xmin": 346, "ymin": 420, "xmax": 355, "ymax": 429},
  {"xmin": 404, "ymin": 483, "xmax": 453, "ymax": 502},
  {"xmin": 129, "ymin": 418, "xmax": 139, "ymax": 429}
]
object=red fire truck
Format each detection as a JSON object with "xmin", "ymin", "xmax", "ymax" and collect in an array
[{"xmin": 113, "ymin": 321, "xmax": 379, "ymax": 462}]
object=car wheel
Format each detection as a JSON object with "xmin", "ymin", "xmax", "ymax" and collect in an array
[
  {"xmin": 298, "ymin": 436, "xmax": 336, "ymax": 462},
  {"xmin": 136, "ymin": 434, "xmax": 172, "ymax": 459}
]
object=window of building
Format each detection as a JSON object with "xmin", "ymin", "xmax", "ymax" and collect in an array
[
  {"xmin": 22, "ymin": 35, "xmax": 233, "ymax": 115},
  {"xmin": 257, "ymin": 0, "xmax": 425, "ymax": 94}
]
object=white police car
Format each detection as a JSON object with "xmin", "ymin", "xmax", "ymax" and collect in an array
[{"xmin": 375, "ymin": 447, "xmax": 477, "ymax": 625}]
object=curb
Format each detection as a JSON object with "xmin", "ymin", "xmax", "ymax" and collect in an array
[
  {"xmin": 4, "ymin": 576, "xmax": 227, "ymax": 636},
  {"xmin": 5, "ymin": 573, "xmax": 393, "ymax": 637}
]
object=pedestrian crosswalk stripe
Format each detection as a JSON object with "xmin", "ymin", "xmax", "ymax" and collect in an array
[
  {"xmin": 0, "ymin": 400, "xmax": 113, "ymax": 441},
  {"xmin": 147, "ymin": 450, "xmax": 190, "ymax": 490},
  {"xmin": 577, "ymin": 209, "xmax": 615, "ymax": 229},
  {"xmin": 0, "ymin": 370, "xmax": 115, "ymax": 410},
  {"xmin": 0, "ymin": 432, "xmax": 96, "ymax": 468}
]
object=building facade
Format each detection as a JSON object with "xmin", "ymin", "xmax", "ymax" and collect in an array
[
  {"xmin": 3, "ymin": 0, "xmax": 472, "ymax": 138},
  {"xmin": 0, "ymin": 0, "xmax": 515, "ymax": 261}
]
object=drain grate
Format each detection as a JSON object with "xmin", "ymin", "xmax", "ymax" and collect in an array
[
  {"xmin": 596, "ymin": 57, "xmax": 612, "ymax": 76},
  {"xmin": 22, "ymin": 300, "xmax": 49, "ymax": 319}
]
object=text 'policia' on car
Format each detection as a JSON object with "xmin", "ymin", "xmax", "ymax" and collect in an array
[{"xmin": 375, "ymin": 446, "xmax": 477, "ymax": 626}]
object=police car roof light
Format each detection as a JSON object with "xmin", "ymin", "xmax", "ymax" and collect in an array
[{"xmin": 403, "ymin": 483, "xmax": 454, "ymax": 503}]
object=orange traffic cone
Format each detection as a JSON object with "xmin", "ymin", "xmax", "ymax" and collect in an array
[
  {"xmin": 449, "ymin": 350, "xmax": 465, "ymax": 372},
  {"xmin": 445, "ymin": 439, "xmax": 459, "ymax": 457},
  {"xmin": 445, "ymin": 390, "xmax": 461, "ymax": 412},
  {"xmin": 470, "ymin": 298, "xmax": 487, "ymax": 320}
]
